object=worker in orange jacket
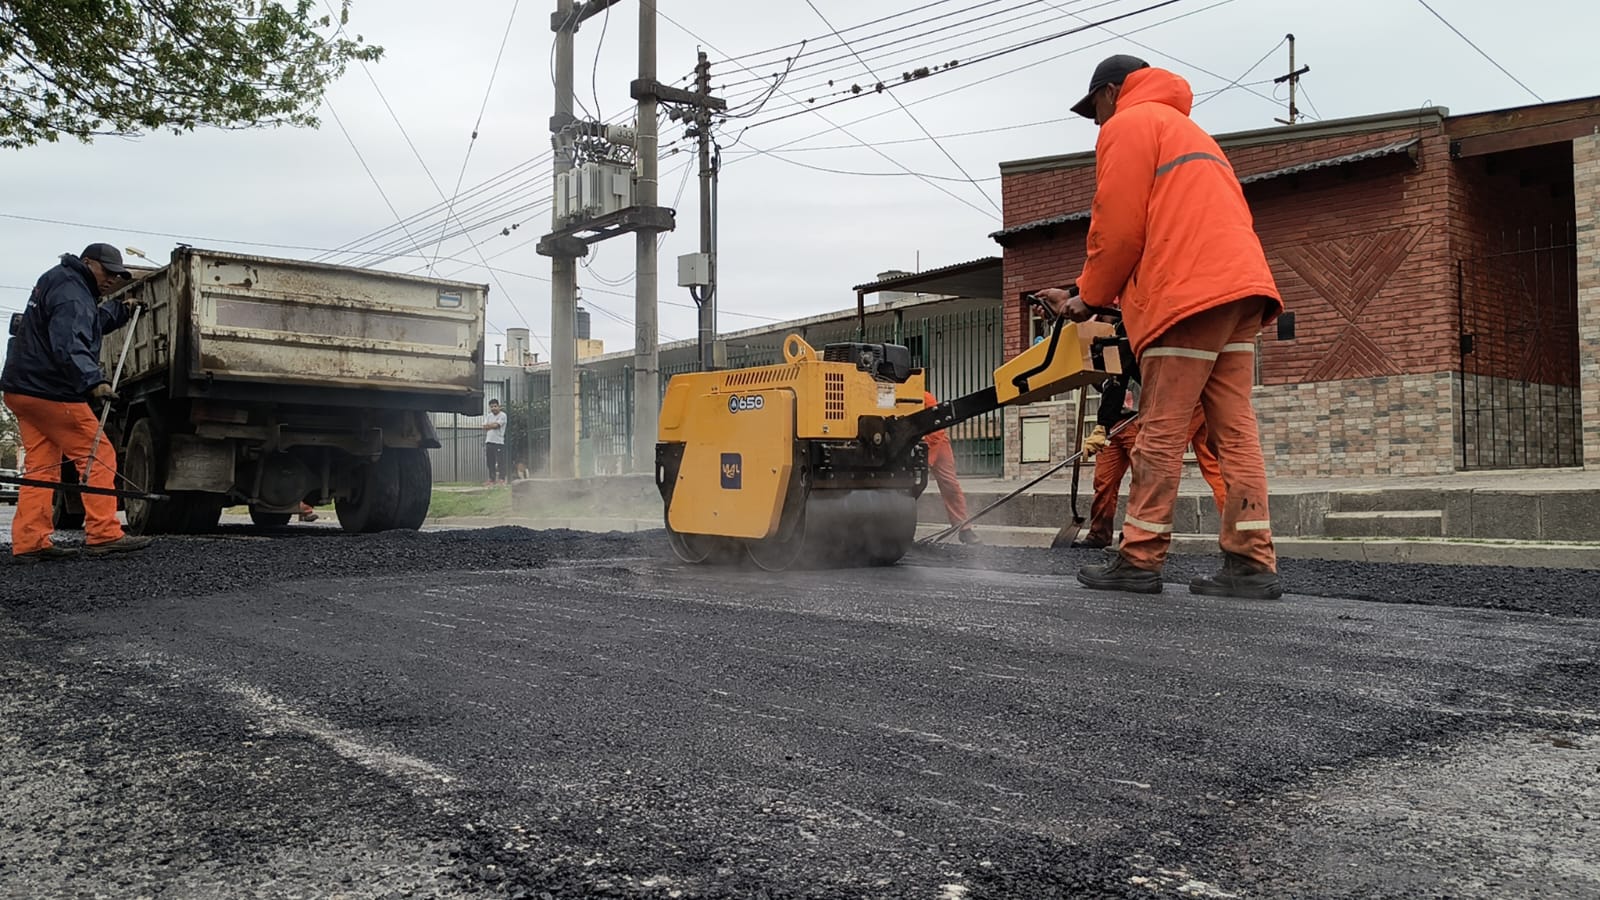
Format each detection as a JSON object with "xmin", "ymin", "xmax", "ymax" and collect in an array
[
  {"xmin": 1078, "ymin": 374, "xmax": 1226, "ymax": 549},
  {"xmin": 924, "ymin": 391, "xmax": 980, "ymax": 545},
  {"xmin": 1038, "ymin": 55, "xmax": 1283, "ymax": 600}
]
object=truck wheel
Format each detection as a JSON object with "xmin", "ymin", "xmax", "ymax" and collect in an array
[
  {"xmin": 123, "ymin": 420, "xmax": 170, "ymax": 535},
  {"xmin": 392, "ymin": 448, "xmax": 432, "ymax": 530},
  {"xmin": 336, "ymin": 452, "xmax": 402, "ymax": 533},
  {"xmin": 250, "ymin": 508, "xmax": 293, "ymax": 528},
  {"xmin": 176, "ymin": 497, "xmax": 224, "ymax": 533},
  {"xmin": 52, "ymin": 480, "xmax": 85, "ymax": 531}
]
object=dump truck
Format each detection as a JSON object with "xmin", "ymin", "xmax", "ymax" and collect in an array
[{"xmin": 53, "ymin": 247, "xmax": 488, "ymax": 534}]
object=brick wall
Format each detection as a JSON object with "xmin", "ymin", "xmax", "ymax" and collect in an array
[
  {"xmin": 1575, "ymin": 132, "xmax": 1600, "ymax": 469},
  {"xmin": 1255, "ymin": 373, "xmax": 1456, "ymax": 476},
  {"xmin": 996, "ymin": 120, "xmax": 1597, "ymax": 477},
  {"xmin": 998, "ymin": 125, "xmax": 1459, "ymax": 477}
]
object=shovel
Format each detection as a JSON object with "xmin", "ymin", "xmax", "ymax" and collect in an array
[{"xmin": 1049, "ymin": 386, "xmax": 1091, "ymax": 548}]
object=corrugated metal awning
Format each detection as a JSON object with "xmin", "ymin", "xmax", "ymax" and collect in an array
[
  {"xmin": 1237, "ymin": 137, "xmax": 1419, "ymax": 184},
  {"xmin": 991, "ymin": 138, "xmax": 1421, "ymax": 245},
  {"xmin": 851, "ymin": 256, "xmax": 1002, "ymax": 298}
]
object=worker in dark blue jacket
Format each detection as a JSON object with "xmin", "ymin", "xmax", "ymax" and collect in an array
[{"xmin": 1, "ymin": 244, "xmax": 154, "ymax": 562}]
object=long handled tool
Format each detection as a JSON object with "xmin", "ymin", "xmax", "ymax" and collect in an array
[
  {"xmin": 918, "ymin": 414, "xmax": 1136, "ymax": 545},
  {"xmin": 81, "ymin": 301, "xmax": 142, "ymax": 483},
  {"xmin": 1050, "ymin": 386, "xmax": 1092, "ymax": 548}
]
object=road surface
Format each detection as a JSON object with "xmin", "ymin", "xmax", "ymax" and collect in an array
[{"xmin": 2, "ymin": 527, "xmax": 1597, "ymax": 899}]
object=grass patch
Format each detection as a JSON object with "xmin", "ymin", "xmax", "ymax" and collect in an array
[{"xmin": 428, "ymin": 486, "xmax": 514, "ymax": 519}]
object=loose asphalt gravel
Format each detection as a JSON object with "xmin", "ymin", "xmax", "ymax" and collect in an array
[{"xmin": 2, "ymin": 526, "xmax": 1598, "ymax": 899}]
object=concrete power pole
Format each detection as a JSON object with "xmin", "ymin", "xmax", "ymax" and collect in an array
[
  {"xmin": 694, "ymin": 51, "xmax": 718, "ymax": 371},
  {"xmin": 632, "ymin": 0, "xmax": 660, "ymax": 473},
  {"xmin": 548, "ymin": 0, "xmax": 579, "ymax": 480},
  {"xmin": 1273, "ymin": 34, "xmax": 1310, "ymax": 126}
]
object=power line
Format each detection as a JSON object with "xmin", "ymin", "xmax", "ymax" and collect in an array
[
  {"xmin": 1414, "ymin": 0, "xmax": 1536, "ymax": 101},
  {"xmin": 325, "ymin": 1, "xmax": 550, "ymax": 357},
  {"xmin": 708, "ymin": 0, "xmax": 981, "ymax": 69},
  {"xmin": 1298, "ymin": 81, "xmax": 1324, "ymax": 121},
  {"xmin": 654, "ymin": 5, "xmax": 1002, "ymax": 220},
  {"xmin": 1189, "ymin": 35, "xmax": 1285, "ymax": 110},
  {"xmin": 723, "ymin": 114, "xmax": 1073, "ymax": 153},
  {"xmin": 740, "ymin": 0, "xmax": 1193, "ymax": 132},
  {"xmin": 715, "ymin": 1, "xmax": 1100, "ymax": 115},
  {"xmin": 800, "ymin": 0, "xmax": 1003, "ymax": 213},
  {"xmin": 742, "ymin": 0, "xmax": 1239, "ymax": 159},
  {"xmin": 430, "ymin": 0, "xmax": 525, "ymax": 274},
  {"xmin": 1036, "ymin": 0, "xmax": 1283, "ymax": 113},
  {"xmin": 739, "ymin": 146, "xmax": 1002, "ymax": 181},
  {"xmin": 718, "ymin": 0, "xmax": 1049, "ymax": 93},
  {"xmin": 320, "ymin": 98, "xmax": 431, "ymax": 268},
  {"xmin": 591, "ymin": 0, "xmax": 612, "ymax": 121}
]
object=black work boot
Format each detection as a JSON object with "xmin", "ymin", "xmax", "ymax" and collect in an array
[
  {"xmin": 15, "ymin": 545, "xmax": 80, "ymax": 564},
  {"xmin": 1077, "ymin": 554, "xmax": 1163, "ymax": 594},
  {"xmin": 1190, "ymin": 552, "xmax": 1283, "ymax": 600},
  {"xmin": 1070, "ymin": 534, "xmax": 1111, "ymax": 550}
]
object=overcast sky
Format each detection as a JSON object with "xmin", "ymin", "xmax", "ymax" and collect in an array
[{"xmin": 2, "ymin": 0, "xmax": 1596, "ymax": 366}]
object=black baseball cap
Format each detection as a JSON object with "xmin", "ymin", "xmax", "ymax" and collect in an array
[
  {"xmin": 1070, "ymin": 54, "xmax": 1150, "ymax": 119},
  {"xmin": 80, "ymin": 243, "xmax": 132, "ymax": 278}
]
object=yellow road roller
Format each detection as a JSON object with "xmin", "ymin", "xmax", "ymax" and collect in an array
[{"xmin": 655, "ymin": 306, "xmax": 1124, "ymax": 570}]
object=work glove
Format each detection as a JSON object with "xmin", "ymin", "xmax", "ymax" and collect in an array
[
  {"xmin": 1081, "ymin": 424, "xmax": 1110, "ymax": 458},
  {"xmin": 90, "ymin": 383, "xmax": 119, "ymax": 403}
]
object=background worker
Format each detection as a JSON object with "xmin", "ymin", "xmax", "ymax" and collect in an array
[
  {"xmin": 924, "ymin": 390, "xmax": 981, "ymax": 545},
  {"xmin": 481, "ymin": 398, "xmax": 507, "ymax": 485},
  {"xmin": 1077, "ymin": 373, "xmax": 1227, "ymax": 549},
  {"xmin": 0, "ymin": 244, "xmax": 154, "ymax": 562},
  {"xmin": 1038, "ymin": 54, "xmax": 1284, "ymax": 600}
]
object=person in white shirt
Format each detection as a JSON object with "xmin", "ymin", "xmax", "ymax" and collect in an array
[{"xmin": 482, "ymin": 398, "xmax": 508, "ymax": 485}]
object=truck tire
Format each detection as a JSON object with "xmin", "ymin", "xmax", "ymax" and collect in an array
[
  {"xmin": 250, "ymin": 508, "xmax": 293, "ymax": 528},
  {"xmin": 392, "ymin": 448, "xmax": 432, "ymax": 530},
  {"xmin": 336, "ymin": 452, "xmax": 401, "ymax": 533},
  {"xmin": 52, "ymin": 473, "xmax": 85, "ymax": 531},
  {"xmin": 176, "ymin": 497, "xmax": 224, "ymax": 533},
  {"xmin": 336, "ymin": 448, "xmax": 431, "ymax": 533},
  {"xmin": 123, "ymin": 419, "xmax": 170, "ymax": 535}
]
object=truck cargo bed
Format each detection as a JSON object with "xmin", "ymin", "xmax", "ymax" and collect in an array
[{"xmin": 110, "ymin": 249, "xmax": 488, "ymax": 414}]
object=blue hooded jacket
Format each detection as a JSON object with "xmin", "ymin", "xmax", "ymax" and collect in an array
[{"xmin": 1, "ymin": 254, "xmax": 135, "ymax": 403}]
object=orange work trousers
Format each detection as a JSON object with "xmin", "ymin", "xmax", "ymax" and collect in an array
[
  {"xmin": 4, "ymin": 392, "xmax": 125, "ymax": 555},
  {"xmin": 1087, "ymin": 413, "xmax": 1226, "ymax": 545},
  {"xmin": 1120, "ymin": 298, "xmax": 1276, "ymax": 573},
  {"xmin": 927, "ymin": 441, "xmax": 970, "ymax": 527}
]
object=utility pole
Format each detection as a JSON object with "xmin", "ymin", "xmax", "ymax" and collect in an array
[
  {"xmin": 693, "ymin": 51, "xmax": 718, "ymax": 371},
  {"xmin": 671, "ymin": 51, "xmax": 726, "ymax": 371},
  {"xmin": 1273, "ymin": 33, "xmax": 1310, "ymax": 126},
  {"xmin": 631, "ymin": 0, "xmax": 660, "ymax": 474},
  {"xmin": 548, "ymin": 0, "xmax": 579, "ymax": 479},
  {"xmin": 540, "ymin": 0, "xmax": 670, "ymax": 478}
]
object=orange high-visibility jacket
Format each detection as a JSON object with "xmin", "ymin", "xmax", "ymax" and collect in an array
[
  {"xmin": 1075, "ymin": 67, "xmax": 1283, "ymax": 357},
  {"xmin": 922, "ymin": 391, "xmax": 950, "ymax": 449}
]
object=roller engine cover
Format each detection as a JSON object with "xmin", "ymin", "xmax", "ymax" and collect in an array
[{"xmin": 822, "ymin": 342, "xmax": 914, "ymax": 383}]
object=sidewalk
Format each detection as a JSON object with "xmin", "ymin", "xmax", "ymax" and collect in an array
[{"xmin": 926, "ymin": 466, "xmax": 1600, "ymax": 544}]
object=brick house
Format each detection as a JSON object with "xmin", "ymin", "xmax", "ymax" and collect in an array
[{"xmin": 992, "ymin": 96, "xmax": 1600, "ymax": 479}]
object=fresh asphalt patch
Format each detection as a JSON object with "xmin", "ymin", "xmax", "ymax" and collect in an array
[{"xmin": 2, "ymin": 527, "xmax": 1597, "ymax": 898}]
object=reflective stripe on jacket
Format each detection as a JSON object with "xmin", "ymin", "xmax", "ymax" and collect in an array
[{"xmin": 1075, "ymin": 67, "xmax": 1283, "ymax": 357}]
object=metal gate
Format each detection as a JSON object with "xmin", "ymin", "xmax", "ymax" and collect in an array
[{"xmin": 1457, "ymin": 225, "xmax": 1581, "ymax": 469}]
